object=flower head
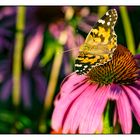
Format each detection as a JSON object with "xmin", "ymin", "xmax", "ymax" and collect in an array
[{"xmin": 51, "ymin": 45, "xmax": 140, "ymax": 134}]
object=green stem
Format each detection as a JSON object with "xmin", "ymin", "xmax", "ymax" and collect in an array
[
  {"xmin": 12, "ymin": 7, "xmax": 26, "ymax": 106},
  {"xmin": 102, "ymin": 102, "xmax": 113, "ymax": 134},
  {"xmin": 39, "ymin": 43, "xmax": 63, "ymax": 133},
  {"xmin": 98, "ymin": 6, "xmax": 108, "ymax": 17},
  {"xmin": 44, "ymin": 45, "xmax": 63, "ymax": 111},
  {"xmin": 120, "ymin": 6, "xmax": 135, "ymax": 54}
]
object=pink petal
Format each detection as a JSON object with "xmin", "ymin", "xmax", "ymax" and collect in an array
[
  {"xmin": 113, "ymin": 106, "xmax": 118, "ymax": 127},
  {"xmin": 24, "ymin": 26, "xmax": 44, "ymax": 69},
  {"xmin": 123, "ymin": 86, "xmax": 140, "ymax": 125},
  {"xmin": 21, "ymin": 74, "xmax": 31, "ymax": 107},
  {"xmin": 0, "ymin": 7, "xmax": 15, "ymax": 18},
  {"xmin": 116, "ymin": 90, "xmax": 132, "ymax": 133},
  {"xmin": 54, "ymin": 73, "xmax": 87, "ymax": 106},
  {"xmin": 0, "ymin": 78, "xmax": 12, "ymax": 100},
  {"xmin": 62, "ymin": 84, "xmax": 98, "ymax": 133},
  {"xmin": 96, "ymin": 119, "xmax": 103, "ymax": 133},
  {"xmin": 57, "ymin": 72, "xmax": 88, "ymax": 98},
  {"xmin": 49, "ymin": 23, "xmax": 64, "ymax": 39},
  {"xmin": 51, "ymin": 76, "xmax": 91, "ymax": 132},
  {"xmin": 109, "ymin": 84, "xmax": 121, "ymax": 100},
  {"xmin": 78, "ymin": 85, "xmax": 109, "ymax": 133},
  {"xmin": 81, "ymin": 86, "xmax": 109, "ymax": 133}
]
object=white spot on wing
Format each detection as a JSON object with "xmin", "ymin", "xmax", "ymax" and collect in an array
[
  {"xmin": 98, "ymin": 19, "xmax": 105, "ymax": 24},
  {"xmin": 75, "ymin": 70, "xmax": 79, "ymax": 72},
  {"xmin": 106, "ymin": 12, "xmax": 109, "ymax": 16},
  {"xmin": 84, "ymin": 65, "xmax": 88, "ymax": 68},
  {"xmin": 75, "ymin": 64, "xmax": 82, "ymax": 67},
  {"xmin": 107, "ymin": 22, "xmax": 110, "ymax": 26}
]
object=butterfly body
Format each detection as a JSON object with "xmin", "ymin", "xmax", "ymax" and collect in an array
[{"xmin": 75, "ymin": 9, "xmax": 118, "ymax": 75}]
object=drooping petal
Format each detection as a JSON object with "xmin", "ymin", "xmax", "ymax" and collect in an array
[
  {"xmin": 49, "ymin": 22, "xmax": 65, "ymax": 39},
  {"xmin": 74, "ymin": 85, "xmax": 109, "ymax": 133},
  {"xmin": 0, "ymin": 7, "xmax": 15, "ymax": 19},
  {"xmin": 113, "ymin": 106, "xmax": 118, "ymax": 127},
  {"xmin": 0, "ymin": 28, "xmax": 13, "ymax": 37},
  {"xmin": 62, "ymin": 84, "xmax": 98, "ymax": 133},
  {"xmin": 0, "ymin": 60, "xmax": 9, "ymax": 82},
  {"xmin": 33, "ymin": 71, "xmax": 47, "ymax": 101},
  {"xmin": 21, "ymin": 73, "xmax": 31, "ymax": 107},
  {"xmin": 0, "ymin": 78, "xmax": 12, "ymax": 100},
  {"xmin": 51, "ymin": 74, "xmax": 90, "ymax": 132},
  {"xmin": 123, "ymin": 86, "xmax": 140, "ymax": 125},
  {"xmin": 96, "ymin": 119, "xmax": 103, "ymax": 133},
  {"xmin": 66, "ymin": 85, "xmax": 107, "ymax": 133},
  {"xmin": 116, "ymin": 89, "xmax": 132, "ymax": 133},
  {"xmin": 24, "ymin": 26, "xmax": 44, "ymax": 69},
  {"xmin": 0, "ymin": 37, "xmax": 12, "ymax": 50},
  {"xmin": 57, "ymin": 73, "xmax": 88, "ymax": 98}
]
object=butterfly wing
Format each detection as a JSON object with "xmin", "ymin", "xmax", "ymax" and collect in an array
[
  {"xmin": 75, "ymin": 52, "xmax": 103, "ymax": 75},
  {"xmin": 75, "ymin": 9, "xmax": 118, "ymax": 75}
]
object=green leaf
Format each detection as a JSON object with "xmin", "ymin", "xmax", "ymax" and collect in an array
[
  {"xmin": 0, "ymin": 110, "xmax": 32, "ymax": 133},
  {"xmin": 40, "ymin": 31, "xmax": 62, "ymax": 67},
  {"xmin": 120, "ymin": 6, "xmax": 136, "ymax": 54},
  {"xmin": 0, "ymin": 110, "xmax": 15, "ymax": 124},
  {"xmin": 18, "ymin": 115, "xmax": 32, "ymax": 128},
  {"xmin": 40, "ymin": 42, "xmax": 55, "ymax": 66},
  {"xmin": 102, "ymin": 102, "xmax": 113, "ymax": 134}
]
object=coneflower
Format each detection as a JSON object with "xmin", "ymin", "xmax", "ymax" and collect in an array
[{"xmin": 51, "ymin": 45, "xmax": 140, "ymax": 134}]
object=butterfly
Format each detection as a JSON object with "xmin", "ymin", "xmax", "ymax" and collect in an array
[{"xmin": 75, "ymin": 9, "xmax": 118, "ymax": 75}]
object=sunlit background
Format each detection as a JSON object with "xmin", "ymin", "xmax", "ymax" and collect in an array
[{"xmin": 0, "ymin": 6, "xmax": 140, "ymax": 133}]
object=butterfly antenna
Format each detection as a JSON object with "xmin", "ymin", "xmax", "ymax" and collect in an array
[
  {"xmin": 56, "ymin": 47, "xmax": 79, "ymax": 54},
  {"xmin": 57, "ymin": 29, "xmax": 81, "ymax": 54}
]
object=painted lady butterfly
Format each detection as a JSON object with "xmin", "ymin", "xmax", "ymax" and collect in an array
[{"xmin": 75, "ymin": 9, "xmax": 118, "ymax": 75}]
